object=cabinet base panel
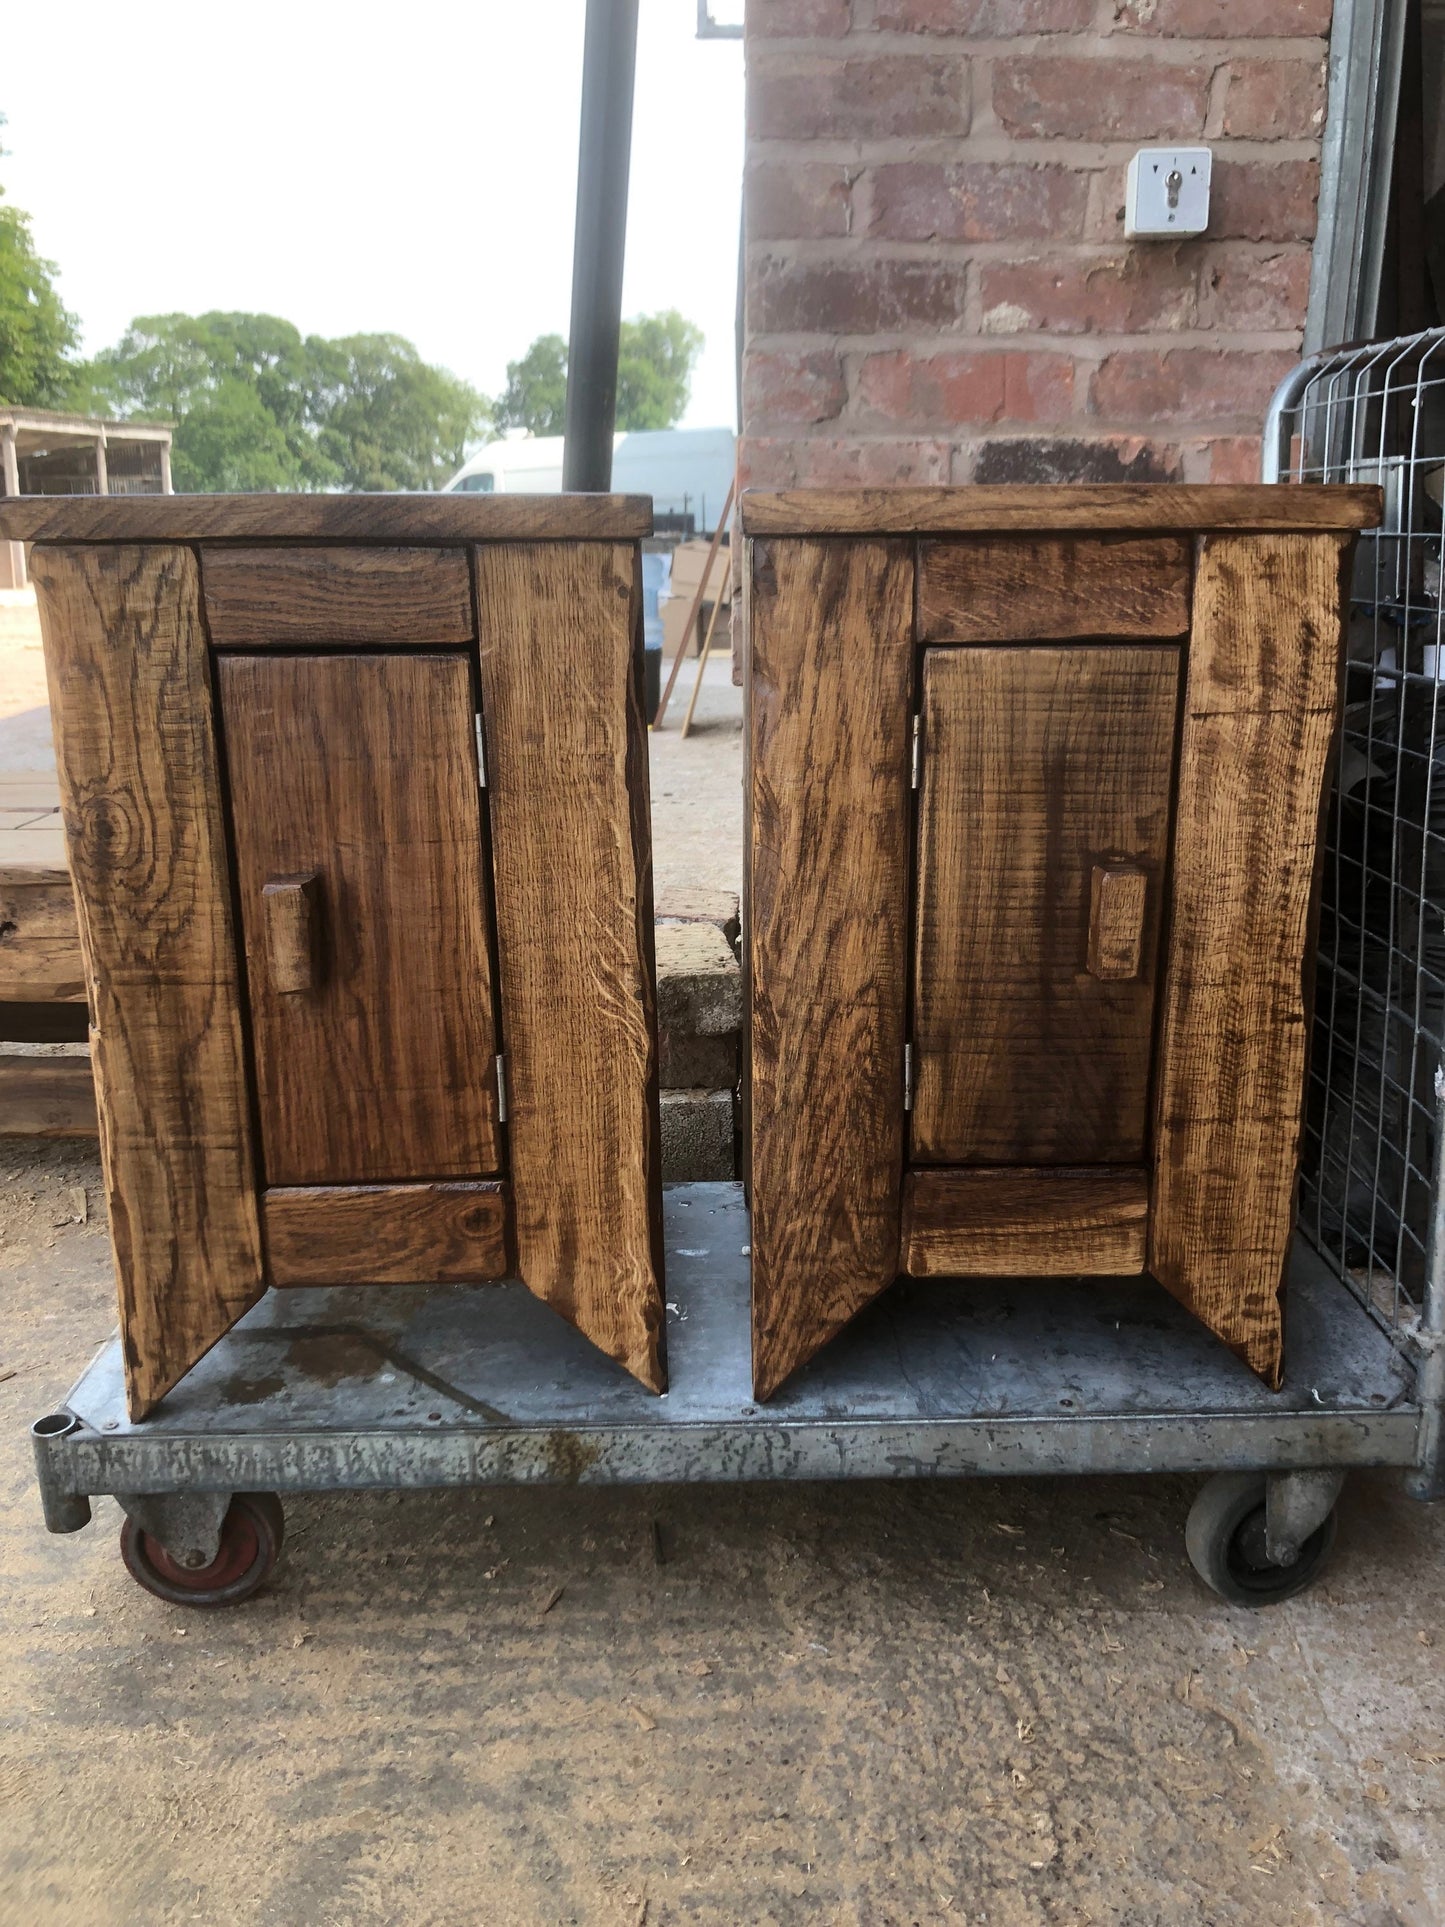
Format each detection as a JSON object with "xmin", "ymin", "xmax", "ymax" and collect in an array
[
  {"xmin": 901, "ymin": 1166, "xmax": 1149, "ymax": 1278},
  {"xmin": 264, "ymin": 1181, "xmax": 511, "ymax": 1287}
]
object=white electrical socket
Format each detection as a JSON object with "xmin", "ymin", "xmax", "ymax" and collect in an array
[{"xmin": 1124, "ymin": 147, "xmax": 1212, "ymax": 238}]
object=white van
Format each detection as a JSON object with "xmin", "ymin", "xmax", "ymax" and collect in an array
[{"xmin": 444, "ymin": 426, "xmax": 736, "ymax": 536}]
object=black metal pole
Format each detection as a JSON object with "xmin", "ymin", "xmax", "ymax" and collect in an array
[{"xmin": 562, "ymin": 0, "xmax": 639, "ymax": 493}]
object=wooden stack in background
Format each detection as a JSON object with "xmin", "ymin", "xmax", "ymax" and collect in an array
[
  {"xmin": 8, "ymin": 494, "xmax": 667, "ymax": 1419},
  {"xmin": 744, "ymin": 483, "xmax": 1381, "ymax": 1401}
]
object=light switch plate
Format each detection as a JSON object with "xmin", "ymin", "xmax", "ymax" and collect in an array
[{"xmin": 1125, "ymin": 147, "xmax": 1212, "ymax": 238}]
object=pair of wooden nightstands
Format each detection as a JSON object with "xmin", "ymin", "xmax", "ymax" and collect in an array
[{"xmin": 8, "ymin": 481, "xmax": 1376, "ymax": 1419}]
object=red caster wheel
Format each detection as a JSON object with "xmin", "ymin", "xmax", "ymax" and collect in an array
[{"xmin": 120, "ymin": 1493, "xmax": 285, "ymax": 1607}]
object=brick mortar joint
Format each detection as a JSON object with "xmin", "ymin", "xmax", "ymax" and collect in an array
[
  {"xmin": 747, "ymin": 326, "xmax": 1307, "ymax": 346},
  {"xmin": 747, "ymin": 32, "xmax": 1330, "ymax": 58},
  {"xmin": 745, "ymin": 137, "xmax": 1324, "ymax": 161},
  {"xmin": 747, "ymin": 239, "xmax": 1315, "ymax": 260}
]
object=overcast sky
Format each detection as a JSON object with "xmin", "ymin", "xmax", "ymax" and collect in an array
[{"xmin": 2, "ymin": 1, "xmax": 745, "ymax": 431}]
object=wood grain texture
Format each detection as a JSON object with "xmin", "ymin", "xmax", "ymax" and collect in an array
[
  {"xmin": 913, "ymin": 645, "xmax": 1179, "ymax": 1164},
  {"xmin": 740, "ymin": 484, "xmax": 1382, "ymax": 537},
  {"xmin": 474, "ymin": 541, "xmax": 666, "ymax": 1393},
  {"xmin": 202, "ymin": 545, "xmax": 474, "ymax": 645},
  {"xmin": 261, "ymin": 873, "xmax": 320, "ymax": 994},
  {"xmin": 264, "ymin": 1181, "xmax": 510, "ymax": 1285},
  {"xmin": 0, "ymin": 876, "xmax": 85, "ymax": 1000},
  {"xmin": 1088, "ymin": 865, "xmax": 1149, "ymax": 981},
  {"xmin": 1150, "ymin": 533, "xmax": 1350, "ymax": 1387},
  {"xmin": 918, "ymin": 535, "xmax": 1190, "ymax": 641},
  {"xmin": 748, "ymin": 536, "xmax": 914, "ymax": 1400},
  {"xmin": 901, "ymin": 1166, "xmax": 1149, "ymax": 1277},
  {"xmin": 0, "ymin": 1053, "xmax": 98, "ymax": 1135},
  {"xmin": 0, "ymin": 493, "xmax": 652, "ymax": 543},
  {"xmin": 218, "ymin": 651, "xmax": 502, "ymax": 1187},
  {"xmin": 31, "ymin": 544, "xmax": 264, "ymax": 1419}
]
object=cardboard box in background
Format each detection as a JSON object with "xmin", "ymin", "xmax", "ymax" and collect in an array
[
  {"xmin": 661, "ymin": 537, "xmax": 732, "ymax": 659},
  {"xmin": 667, "ymin": 537, "xmax": 732, "ymax": 608}
]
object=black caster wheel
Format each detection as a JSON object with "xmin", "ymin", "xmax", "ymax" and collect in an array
[
  {"xmin": 120, "ymin": 1493, "xmax": 285, "ymax": 1607},
  {"xmin": 1185, "ymin": 1472, "xmax": 1336, "ymax": 1607}
]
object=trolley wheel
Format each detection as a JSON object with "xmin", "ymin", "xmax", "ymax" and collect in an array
[
  {"xmin": 120, "ymin": 1492, "xmax": 285, "ymax": 1607},
  {"xmin": 1185, "ymin": 1472, "xmax": 1336, "ymax": 1607}
]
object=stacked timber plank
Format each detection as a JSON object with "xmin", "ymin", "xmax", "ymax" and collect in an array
[{"xmin": 0, "ymin": 767, "xmax": 93, "ymax": 1134}]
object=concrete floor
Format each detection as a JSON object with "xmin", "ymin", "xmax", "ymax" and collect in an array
[
  {"xmin": 648, "ymin": 652, "xmax": 744, "ymax": 901},
  {"xmin": 3, "ymin": 618, "xmax": 1444, "ymax": 1924}
]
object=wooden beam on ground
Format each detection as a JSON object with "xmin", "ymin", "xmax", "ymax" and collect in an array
[
  {"xmin": 0, "ymin": 871, "xmax": 85, "ymax": 1004},
  {"xmin": 0, "ymin": 1055, "xmax": 97, "ymax": 1136}
]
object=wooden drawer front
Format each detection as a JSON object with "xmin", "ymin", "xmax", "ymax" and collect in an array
[
  {"xmin": 912, "ymin": 644, "xmax": 1179, "ymax": 1164},
  {"xmin": 202, "ymin": 546, "xmax": 474, "ymax": 646},
  {"xmin": 918, "ymin": 535, "xmax": 1191, "ymax": 642},
  {"xmin": 901, "ymin": 1166, "xmax": 1148, "ymax": 1277},
  {"xmin": 218, "ymin": 651, "xmax": 502, "ymax": 1185},
  {"xmin": 264, "ymin": 1181, "xmax": 510, "ymax": 1285}
]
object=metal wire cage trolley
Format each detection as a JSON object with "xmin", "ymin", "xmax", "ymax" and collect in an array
[{"xmin": 1264, "ymin": 323, "xmax": 1445, "ymax": 1511}]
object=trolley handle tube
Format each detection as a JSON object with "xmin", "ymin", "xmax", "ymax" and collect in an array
[{"xmin": 1261, "ymin": 351, "xmax": 1334, "ymax": 483}]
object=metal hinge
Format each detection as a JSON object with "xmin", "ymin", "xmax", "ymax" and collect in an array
[
  {"xmin": 495, "ymin": 1053, "xmax": 508, "ymax": 1123},
  {"xmin": 903, "ymin": 1042, "xmax": 914, "ymax": 1112},
  {"xmin": 475, "ymin": 714, "xmax": 488, "ymax": 789},
  {"xmin": 911, "ymin": 713, "xmax": 922, "ymax": 790}
]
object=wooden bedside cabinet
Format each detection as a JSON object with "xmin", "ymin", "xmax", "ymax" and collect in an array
[
  {"xmin": 18, "ymin": 495, "xmax": 666, "ymax": 1418},
  {"xmin": 744, "ymin": 484, "xmax": 1381, "ymax": 1401}
]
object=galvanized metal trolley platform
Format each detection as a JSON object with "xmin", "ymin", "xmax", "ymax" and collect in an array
[{"xmin": 30, "ymin": 1184, "xmax": 1438, "ymax": 1608}]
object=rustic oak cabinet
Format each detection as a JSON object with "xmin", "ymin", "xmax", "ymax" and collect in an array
[
  {"xmin": 744, "ymin": 484, "xmax": 1380, "ymax": 1401},
  {"xmin": 22, "ymin": 495, "xmax": 666, "ymax": 1418}
]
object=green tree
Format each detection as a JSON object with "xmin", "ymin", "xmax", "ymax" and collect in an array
[
  {"xmin": 83, "ymin": 312, "xmax": 336, "ymax": 490},
  {"xmin": 617, "ymin": 310, "xmax": 705, "ymax": 431},
  {"xmin": 495, "ymin": 310, "xmax": 704, "ymax": 436},
  {"xmin": 495, "ymin": 333, "xmax": 568, "ymax": 435},
  {"xmin": 0, "ymin": 122, "xmax": 81, "ymax": 408},
  {"xmin": 81, "ymin": 310, "xmax": 490, "ymax": 492},
  {"xmin": 313, "ymin": 333, "xmax": 485, "ymax": 491}
]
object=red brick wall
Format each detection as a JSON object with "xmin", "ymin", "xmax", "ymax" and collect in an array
[{"xmin": 741, "ymin": 0, "xmax": 1329, "ymax": 488}]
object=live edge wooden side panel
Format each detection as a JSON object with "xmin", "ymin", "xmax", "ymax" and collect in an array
[
  {"xmin": 1150, "ymin": 533, "xmax": 1350, "ymax": 1387},
  {"xmin": 474, "ymin": 542, "xmax": 666, "ymax": 1392},
  {"xmin": 748, "ymin": 537, "xmax": 915, "ymax": 1400},
  {"xmin": 30, "ymin": 545, "xmax": 264, "ymax": 1419}
]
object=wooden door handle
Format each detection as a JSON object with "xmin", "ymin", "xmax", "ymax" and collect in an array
[
  {"xmin": 261, "ymin": 872, "xmax": 321, "ymax": 993},
  {"xmin": 1088, "ymin": 864, "xmax": 1148, "ymax": 981}
]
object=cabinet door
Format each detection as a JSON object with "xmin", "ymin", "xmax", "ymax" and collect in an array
[
  {"xmin": 912, "ymin": 645, "xmax": 1180, "ymax": 1164},
  {"xmin": 218, "ymin": 651, "xmax": 502, "ymax": 1186}
]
